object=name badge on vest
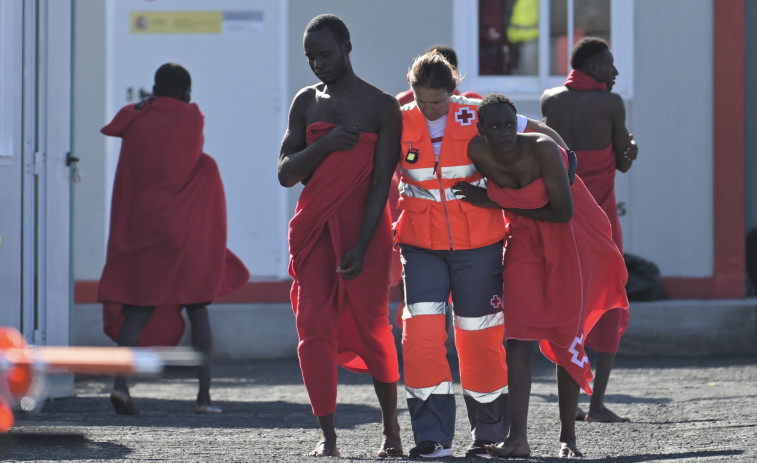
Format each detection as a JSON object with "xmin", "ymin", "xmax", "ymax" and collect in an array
[{"xmin": 405, "ymin": 146, "xmax": 419, "ymax": 163}]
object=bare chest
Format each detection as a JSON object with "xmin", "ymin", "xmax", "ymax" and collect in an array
[{"xmin": 306, "ymin": 93, "xmax": 379, "ymax": 132}]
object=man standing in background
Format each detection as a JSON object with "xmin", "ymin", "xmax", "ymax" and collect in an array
[{"xmin": 541, "ymin": 36, "xmax": 638, "ymax": 423}]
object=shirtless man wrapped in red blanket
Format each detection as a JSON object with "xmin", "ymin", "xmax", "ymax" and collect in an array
[
  {"xmin": 99, "ymin": 63, "xmax": 249, "ymax": 416},
  {"xmin": 277, "ymin": 14, "xmax": 403, "ymax": 459},
  {"xmin": 541, "ymin": 36, "xmax": 639, "ymax": 423},
  {"xmin": 453, "ymin": 93, "xmax": 628, "ymax": 458}
]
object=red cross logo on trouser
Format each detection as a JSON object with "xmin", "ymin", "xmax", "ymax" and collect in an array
[
  {"xmin": 490, "ymin": 295, "xmax": 502, "ymax": 309},
  {"xmin": 455, "ymin": 107, "xmax": 476, "ymax": 126}
]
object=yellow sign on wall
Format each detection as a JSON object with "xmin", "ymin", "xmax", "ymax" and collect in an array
[{"xmin": 130, "ymin": 11, "xmax": 222, "ymax": 34}]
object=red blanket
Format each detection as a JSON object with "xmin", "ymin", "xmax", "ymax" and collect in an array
[
  {"xmin": 575, "ymin": 144, "xmax": 629, "ymax": 352},
  {"xmin": 99, "ymin": 97, "xmax": 249, "ymax": 346},
  {"xmin": 565, "ymin": 70, "xmax": 629, "ymax": 353},
  {"xmin": 488, "ymin": 149, "xmax": 628, "ymax": 393},
  {"xmin": 288, "ymin": 122, "xmax": 399, "ymax": 415},
  {"xmin": 564, "ymin": 69, "xmax": 607, "ymax": 91},
  {"xmin": 573, "ymin": 144, "xmax": 622, "ymax": 251}
]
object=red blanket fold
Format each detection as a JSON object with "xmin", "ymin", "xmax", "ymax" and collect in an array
[
  {"xmin": 574, "ymin": 144, "xmax": 622, "ymax": 252},
  {"xmin": 99, "ymin": 97, "xmax": 249, "ymax": 346},
  {"xmin": 488, "ymin": 148, "xmax": 628, "ymax": 393},
  {"xmin": 564, "ymin": 69, "xmax": 607, "ymax": 91},
  {"xmin": 565, "ymin": 69, "xmax": 628, "ymax": 353},
  {"xmin": 575, "ymin": 144, "xmax": 628, "ymax": 352},
  {"xmin": 288, "ymin": 121, "xmax": 398, "ymax": 383}
]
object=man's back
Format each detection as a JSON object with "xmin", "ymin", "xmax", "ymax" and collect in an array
[{"xmin": 540, "ymin": 86, "xmax": 619, "ymax": 151}]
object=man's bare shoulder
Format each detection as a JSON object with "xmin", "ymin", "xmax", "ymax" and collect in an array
[
  {"xmin": 375, "ymin": 90, "xmax": 402, "ymax": 112},
  {"xmin": 519, "ymin": 131, "xmax": 550, "ymax": 143},
  {"xmin": 467, "ymin": 135, "xmax": 492, "ymax": 162},
  {"xmin": 540, "ymin": 86, "xmax": 569, "ymax": 110},
  {"xmin": 589, "ymin": 90, "xmax": 626, "ymax": 116},
  {"xmin": 469, "ymin": 134, "xmax": 489, "ymax": 151},
  {"xmin": 292, "ymin": 85, "xmax": 320, "ymax": 106},
  {"xmin": 604, "ymin": 90, "xmax": 626, "ymax": 106},
  {"xmin": 522, "ymin": 132, "xmax": 559, "ymax": 153},
  {"xmin": 359, "ymin": 81, "xmax": 399, "ymax": 104},
  {"xmin": 358, "ymin": 83, "xmax": 401, "ymax": 120},
  {"xmin": 542, "ymin": 85, "xmax": 569, "ymax": 99}
]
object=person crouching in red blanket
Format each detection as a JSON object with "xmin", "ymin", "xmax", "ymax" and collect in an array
[
  {"xmin": 98, "ymin": 63, "xmax": 249, "ymax": 416},
  {"xmin": 277, "ymin": 15, "xmax": 403, "ymax": 458},
  {"xmin": 453, "ymin": 93, "xmax": 628, "ymax": 459}
]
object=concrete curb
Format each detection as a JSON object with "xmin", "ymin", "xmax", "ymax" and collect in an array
[
  {"xmin": 72, "ymin": 298, "xmax": 757, "ymax": 360},
  {"xmin": 620, "ymin": 298, "xmax": 757, "ymax": 356}
]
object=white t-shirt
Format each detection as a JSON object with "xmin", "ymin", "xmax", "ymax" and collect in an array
[
  {"xmin": 425, "ymin": 115, "xmax": 448, "ymax": 156},
  {"xmin": 517, "ymin": 114, "xmax": 528, "ymax": 133}
]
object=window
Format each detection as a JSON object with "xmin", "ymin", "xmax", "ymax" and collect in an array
[{"xmin": 453, "ymin": 0, "xmax": 633, "ymax": 98}]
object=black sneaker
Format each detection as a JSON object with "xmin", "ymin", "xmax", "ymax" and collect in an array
[
  {"xmin": 409, "ymin": 441, "xmax": 452, "ymax": 458},
  {"xmin": 465, "ymin": 439, "xmax": 496, "ymax": 457}
]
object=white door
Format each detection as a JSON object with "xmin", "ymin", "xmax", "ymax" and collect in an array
[
  {"xmin": 0, "ymin": 1, "xmax": 25, "ymax": 329},
  {"xmin": 0, "ymin": 0, "xmax": 73, "ymax": 396},
  {"xmin": 106, "ymin": 0, "xmax": 289, "ymax": 280}
]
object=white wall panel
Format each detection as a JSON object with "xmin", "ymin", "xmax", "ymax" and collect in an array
[{"xmin": 624, "ymin": 0, "xmax": 713, "ymax": 277}]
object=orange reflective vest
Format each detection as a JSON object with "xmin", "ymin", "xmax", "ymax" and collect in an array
[{"xmin": 394, "ymin": 96, "xmax": 507, "ymax": 250}]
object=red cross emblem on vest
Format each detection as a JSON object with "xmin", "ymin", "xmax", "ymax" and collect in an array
[
  {"xmin": 490, "ymin": 295, "xmax": 502, "ymax": 309},
  {"xmin": 455, "ymin": 107, "xmax": 476, "ymax": 126}
]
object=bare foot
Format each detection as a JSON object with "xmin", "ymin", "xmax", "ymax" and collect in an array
[
  {"xmin": 585, "ymin": 406, "xmax": 630, "ymax": 423},
  {"xmin": 485, "ymin": 438, "xmax": 531, "ymax": 458},
  {"xmin": 559, "ymin": 441, "xmax": 583, "ymax": 458},
  {"xmin": 377, "ymin": 416, "xmax": 403, "ymax": 457},
  {"xmin": 308, "ymin": 440, "xmax": 340, "ymax": 457},
  {"xmin": 377, "ymin": 445, "xmax": 403, "ymax": 457},
  {"xmin": 575, "ymin": 407, "xmax": 587, "ymax": 421},
  {"xmin": 109, "ymin": 390, "xmax": 140, "ymax": 415}
]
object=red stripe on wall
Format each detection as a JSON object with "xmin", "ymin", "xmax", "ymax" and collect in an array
[
  {"xmin": 711, "ymin": 0, "xmax": 747, "ymax": 298},
  {"xmin": 74, "ymin": 280, "xmax": 404, "ymax": 304},
  {"xmin": 660, "ymin": 276, "xmax": 746, "ymax": 300},
  {"xmin": 73, "ymin": 280, "xmax": 293, "ymax": 304},
  {"xmin": 663, "ymin": 1, "xmax": 747, "ymax": 299}
]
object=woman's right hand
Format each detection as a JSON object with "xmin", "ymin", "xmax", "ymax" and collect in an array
[{"xmin": 453, "ymin": 182, "xmax": 501, "ymax": 209}]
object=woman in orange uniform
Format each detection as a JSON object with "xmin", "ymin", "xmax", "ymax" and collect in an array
[{"xmin": 394, "ymin": 51, "xmax": 510, "ymax": 458}]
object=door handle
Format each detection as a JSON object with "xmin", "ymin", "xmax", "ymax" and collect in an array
[{"xmin": 66, "ymin": 152, "xmax": 82, "ymax": 183}]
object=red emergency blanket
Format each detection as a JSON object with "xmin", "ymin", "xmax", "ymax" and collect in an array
[
  {"xmin": 288, "ymin": 121, "xmax": 399, "ymax": 415},
  {"xmin": 565, "ymin": 70, "xmax": 629, "ymax": 353},
  {"xmin": 99, "ymin": 97, "xmax": 249, "ymax": 346},
  {"xmin": 573, "ymin": 145, "xmax": 629, "ymax": 353},
  {"xmin": 488, "ymin": 149, "xmax": 628, "ymax": 393},
  {"xmin": 571, "ymin": 144, "xmax": 622, "ymax": 252},
  {"xmin": 564, "ymin": 69, "xmax": 607, "ymax": 91}
]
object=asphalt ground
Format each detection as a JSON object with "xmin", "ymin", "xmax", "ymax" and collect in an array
[{"xmin": 3, "ymin": 353, "xmax": 756, "ymax": 463}]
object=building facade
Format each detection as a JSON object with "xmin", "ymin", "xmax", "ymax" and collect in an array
[{"xmin": 0, "ymin": 0, "xmax": 753, "ymax": 350}]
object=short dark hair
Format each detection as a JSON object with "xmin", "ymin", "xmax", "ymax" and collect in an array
[
  {"xmin": 425, "ymin": 44, "xmax": 458, "ymax": 68},
  {"xmin": 570, "ymin": 37, "xmax": 609, "ymax": 71},
  {"xmin": 305, "ymin": 14, "xmax": 350, "ymax": 44},
  {"xmin": 153, "ymin": 62, "xmax": 191, "ymax": 97},
  {"xmin": 478, "ymin": 93, "xmax": 517, "ymax": 123},
  {"xmin": 407, "ymin": 50, "xmax": 460, "ymax": 93}
]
